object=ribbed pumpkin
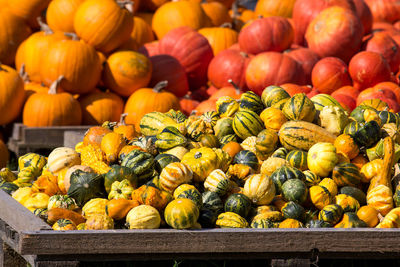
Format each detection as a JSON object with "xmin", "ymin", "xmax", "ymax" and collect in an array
[
  {"xmin": 119, "ymin": 16, "xmax": 155, "ymax": 51},
  {"xmin": 23, "ymin": 77, "xmax": 82, "ymax": 127},
  {"xmin": 74, "ymin": 0, "xmax": 133, "ymax": 53},
  {"xmin": 199, "ymin": 26, "xmax": 238, "ymax": 56},
  {"xmin": 41, "ymin": 35, "xmax": 102, "ymax": 94},
  {"xmin": 0, "ymin": 9, "xmax": 31, "ymax": 65},
  {"xmin": 255, "ymin": 0, "xmax": 296, "ymax": 18},
  {"xmin": 232, "ymin": 110, "xmax": 264, "ymax": 140},
  {"xmin": 0, "ymin": 64, "xmax": 25, "ymax": 125},
  {"xmin": 152, "ymin": 1, "xmax": 211, "ymax": 39},
  {"xmin": 282, "ymin": 93, "xmax": 316, "ymax": 122},
  {"xmin": 79, "ymin": 91, "xmax": 124, "ymax": 125},
  {"xmin": 164, "ymin": 198, "xmax": 200, "ymax": 229},
  {"xmin": 159, "ymin": 162, "xmax": 193, "ymax": 193},
  {"xmin": 126, "ymin": 205, "xmax": 161, "ymax": 229},
  {"xmin": 181, "ymin": 147, "xmax": 219, "ymax": 182},
  {"xmin": 201, "ymin": 2, "xmax": 232, "ymax": 26},
  {"xmin": 124, "ymin": 82, "xmax": 181, "ymax": 133},
  {"xmin": 46, "ymin": 0, "xmax": 84, "ymax": 33},
  {"xmin": 243, "ymin": 174, "xmax": 276, "ymax": 205},
  {"xmin": 365, "ymin": 0, "xmax": 400, "ymax": 23},
  {"xmin": 307, "ymin": 143, "xmax": 338, "ymax": 177}
]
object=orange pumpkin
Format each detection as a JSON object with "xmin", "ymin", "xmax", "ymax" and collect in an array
[
  {"xmin": 131, "ymin": 185, "xmax": 173, "ymax": 211},
  {"xmin": 365, "ymin": 0, "xmax": 400, "ymax": 23},
  {"xmin": 113, "ymin": 114, "xmax": 137, "ymax": 142},
  {"xmin": 23, "ymin": 76, "xmax": 82, "ymax": 127},
  {"xmin": 198, "ymin": 26, "xmax": 238, "ymax": 56},
  {"xmin": 106, "ymin": 198, "xmax": 139, "ymax": 221},
  {"xmin": 222, "ymin": 141, "xmax": 243, "ymax": 158},
  {"xmin": 193, "ymin": 99, "xmax": 217, "ymax": 115},
  {"xmin": 0, "ymin": 64, "xmax": 25, "ymax": 125},
  {"xmin": 0, "ymin": 139, "xmax": 9, "ymax": 169},
  {"xmin": 6, "ymin": 0, "xmax": 50, "ymax": 28},
  {"xmin": 201, "ymin": 2, "xmax": 232, "ymax": 27},
  {"xmin": 79, "ymin": 90, "xmax": 124, "ymax": 125},
  {"xmin": 141, "ymin": 0, "xmax": 169, "ymax": 12},
  {"xmin": 180, "ymin": 94, "xmax": 200, "ymax": 116},
  {"xmin": 32, "ymin": 175, "xmax": 61, "ymax": 197},
  {"xmin": 41, "ymin": 35, "xmax": 102, "ymax": 95},
  {"xmin": 103, "ymin": 50, "xmax": 152, "ymax": 97},
  {"xmin": 334, "ymin": 134, "xmax": 359, "ymax": 160},
  {"xmin": 74, "ymin": 0, "xmax": 133, "ymax": 53},
  {"xmin": 152, "ymin": 1, "xmax": 211, "ymax": 39},
  {"xmin": 46, "ymin": 0, "xmax": 85, "ymax": 33},
  {"xmin": 118, "ymin": 16, "xmax": 155, "ymax": 51},
  {"xmin": 255, "ymin": 0, "xmax": 297, "ymax": 18},
  {"xmin": 0, "ymin": 8, "xmax": 31, "ymax": 65},
  {"xmin": 357, "ymin": 205, "xmax": 379, "ymax": 227},
  {"xmin": 15, "ymin": 21, "xmax": 69, "ymax": 83},
  {"xmin": 124, "ymin": 81, "xmax": 181, "ymax": 132}
]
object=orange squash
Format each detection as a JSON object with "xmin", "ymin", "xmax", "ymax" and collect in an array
[
  {"xmin": 100, "ymin": 132, "xmax": 126, "ymax": 164},
  {"xmin": 113, "ymin": 114, "xmax": 137, "ymax": 142},
  {"xmin": 201, "ymin": 2, "xmax": 232, "ymax": 27},
  {"xmin": 7, "ymin": 0, "xmax": 50, "ymax": 28},
  {"xmin": 222, "ymin": 141, "xmax": 243, "ymax": 159},
  {"xmin": 131, "ymin": 185, "xmax": 173, "ymax": 211},
  {"xmin": 47, "ymin": 208, "xmax": 86, "ymax": 226},
  {"xmin": 106, "ymin": 198, "xmax": 139, "ymax": 221},
  {"xmin": 119, "ymin": 16, "xmax": 155, "ymax": 51},
  {"xmin": 334, "ymin": 134, "xmax": 360, "ymax": 160},
  {"xmin": 46, "ymin": 0, "xmax": 85, "ymax": 33},
  {"xmin": 32, "ymin": 175, "xmax": 61, "ymax": 197},
  {"xmin": 198, "ymin": 26, "xmax": 238, "ymax": 56},
  {"xmin": 357, "ymin": 205, "xmax": 379, "ymax": 227}
]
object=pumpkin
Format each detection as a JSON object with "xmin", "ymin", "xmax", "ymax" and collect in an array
[
  {"xmin": 285, "ymin": 47, "xmax": 320, "ymax": 85},
  {"xmin": 334, "ymin": 134, "xmax": 360, "ymax": 160},
  {"xmin": 279, "ymin": 218, "xmax": 303, "ymax": 228},
  {"xmin": 238, "ymin": 17, "xmax": 294, "ymax": 55},
  {"xmin": 67, "ymin": 170, "xmax": 106, "ymax": 206},
  {"xmin": 47, "ymin": 195, "xmax": 78, "ymax": 211},
  {"xmin": 255, "ymin": 0, "xmax": 296, "ymax": 18},
  {"xmin": 0, "ymin": 64, "xmax": 25, "ymax": 125},
  {"xmin": 158, "ymin": 26, "xmax": 213, "ymax": 89},
  {"xmin": 282, "ymin": 201, "xmax": 305, "ymax": 221},
  {"xmin": 53, "ymin": 219, "xmax": 77, "ymax": 231},
  {"xmin": 270, "ymin": 166, "xmax": 305, "ymax": 194},
  {"xmin": 357, "ymin": 205, "xmax": 379, "ymax": 227},
  {"xmin": 201, "ymin": 1, "xmax": 231, "ymax": 26},
  {"xmin": 318, "ymin": 204, "xmax": 343, "ymax": 225},
  {"xmin": 181, "ymin": 147, "xmax": 219, "ymax": 182},
  {"xmin": 159, "ymin": 162, "xmax": 193, "ymax": 193},
  {"xmin": 281, "ymin": 179, "xmax": 308, "ymax": 204},
  {"xmin": 126, "ymin": 205, "xmax": 161, "ymax": 229},
  {"xmin": 307, "ymin": 143, "xmax": 338, "ymax": 178},
  {"xmin": 164, "ymin": 198, "xmax": 200, "ymax": 229},
  {"xmin": 125, "ymin": 84, "xmax": 181, "ymax": 133},
  {"xmin": 0, "ymin": 9, "xmax": 31, "ymax": 65},
  {"xmin": 46, "ymin": 0, "xmax": 84, "ymax": 33},
  {"xmin": 286, "ymin": 150, "xmax": 308, "ymax": 171},
  {"xmin": 85, "ymin": 214, "xmax": 114, "ymax": 230},
  {"xmin": 132, "ymin": 185, "xmax": 172, "ymax": 211},
  {"xmin": 119, "ymin": 16, "xmax": 154, "ymax": 51},
  {"xmin": 259, "ymin": 108, "xmax": 287, "ymax": 132},
  {"xmin": 79, "ymin": 91, "xmax": 124, "ymax": 125},
  {"xmin": 105, "ymin": 198, "xmax": 139, "ymax": 221},
  {"xmin": 216, "ymin": 212, "xmax": 248, "ymax": 228},
  {"xmin": 199, "ymin": 26, "xmax": 238, "ymax": 56},
  {"xmin": 245, "ymin": 52, "xmax": 305, "ymax": 96},
  {"xmin": 121, "ymin": 150, "xmax": 155, "ymax": 181},
  {"xmin": 365, "ymin": 0, "xmax": 400, "ymax": 23},
  {"xmin": 309, "ymin": 185, "xmax": 332, "ymax": 210},
  {"xmin": 305, "ymin": 6, "xmax": 363, "ymax": 63},
  {"xmin": 209, "ymin": 83, "xmax": 243, "ymax": 100},
  {"xmin": 243, "ymin": 174, "xmax": 276, "ymax": 206},
  {"xmin": 204, "ymin": 169, "xmax": 231, "ymax": 196},
  {"xmin": 334, "ymin": 212, "xmax": 367, "ymax": 228}
]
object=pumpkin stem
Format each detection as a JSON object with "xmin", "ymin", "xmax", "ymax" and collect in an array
[
  {"xmin": 64, "ymin": 32, "xmax": 79, "ymax": 41},
  {"xmin": 221, "ymin": 23, "xmax": 233, "ymax": 29},
  {"xmin": 19, "ymin": 64, "xmax": 30, "ymax": 83},
  {"xmin": 119, "ymin": 113, "xmax": 128, "ymax": 125},
  {"xmin": 239, "ymin": 51, "xmax": 248, "ymax": 58},
  {"xmin": 228, "ymin": 79, "xmax": 241, "ymax": 95},
  {"xmin": 48, "ymin": 76, "xmax": 65, "ymax": 95},
  {"xmin": 37, "ymin": 17, "xmax": 53, "ymax": 35},
  {"xmin": 153, "ymin": 81, "xmax": 168, "ymax": 93},
  {"xmin": 117, "ymin": 0, "xmax": 134, "ymax": 12}
]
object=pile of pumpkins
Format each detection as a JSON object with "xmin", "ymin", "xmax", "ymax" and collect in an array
[
  {"xmin": 3, "ymin": 0, "xmax": 400, "ymax": 135},
  {"xmin": 2, "ymin": 85, "xmax": 400, "ymax": 230}
]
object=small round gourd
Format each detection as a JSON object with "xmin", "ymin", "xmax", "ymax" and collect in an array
[
  {"xmin": 319, "ymin": 178, "xmax": 338, "ymax": 197},
  {"xmin": 216, "ymin": 96, "xmax": 239, "ymax": 118},
  {"xmin": 164, "ymin": 199, "xmax": 199, "ymax": 229},
  {"xmin": 334, "ymin": 134, "xmax": 359, "ymax": 160},
  {"xmin": 52, "ymin": 219, "xmax": 77, "ymax": 231},
  {"xmin": 159, "ymin": 162, "xmax": 193, "ymax": 193},
  {"xmin": 307, "ymin": 142, "xmax": 338, "ymax": 177},
  {"xmin": 224, "ymin": 193, "xmax": 252, "ymax": 218},
  {"xmin": 318, "ymin": 204, "xmax": 343, "ymax": 225},
  {"xmin": 260, "ymin": 157, "xmax": 288, "ymax": 176},
  {"xmin": 332, "ymin": 163, "xmax": 362, "ymax": 187},
  {"xmin": 239, "ymin": 91, "xmax": 264, "ymax": 114},
  {"xmin": 216, "ymin": 212, "xmax": 248, "ymax": 228},
  {"xmin": 174, "ymin": 185, "xmax": 202, "ymax": 209},
  {"xmin": 251, "ymin": 211, "xmax": 283, "ymax": 228},
  {"xmin": 335, "ymin": 194, "xmax": 360, "ymax": 213},
  {"xmin": 278, "ymin": 218, "xmax": 303, "ymax": 228},
  {"xmin": 204, "ymin": 169, "xmax": 231, "ymax": 196},
  {"xmin": 286, "ymin": 150, "xmax": 308, "ymax": 171},
  {"xmin": 154, "ymin": 153, "xmax": 180, "ymax": 173},
  {"xmin": 47, "ymin": 147, "xmax": 81, "ymax": 174},
  {"xmin": 85, "ymin": 214, "xmax": 114, "ymax": 230},
  {"xmin": 232, "ymin": 110, "xmax": 264, "ymax": 140},
  {"xmin": 271, "ymin": 147, "xmax": 289, "ymax": 159},
  {"xmin": 281, "ymin": 201, "xmax": 305, "ymax": 221},
  {"xmin": 303, "ymin": 170, "xmax": 321, "ymax": 187},
  {"xmin": 281, "ymin": 179, "xmax": 308, "ymax": 204},
  {"xmin": 379, "ymin": 110, "xmax": 399, "ymax": 126},
  {"xmin": 357, "ymin": 205, "xmax": 379, "ymax": 227},
  {"xmin": 259, "ymin": 107, "xmax": 287, "ymax": 132},
  {"xmin": 340, "ymin": 186, "xmax": 367, "ymax": 206},
  {"xmin": 261, "ymin": 86, "xmax": 290, "ymax": 109},
  {"xmin": 255, "ymin": 129, "xmax": 278, "ymax": 160},
  {"xmin": 126, "ymin": 205, "xmax": 161, "ymax": 229},
  {"xmin": 202, "ymin": 191, "xmax": 224, "ymax": 213},
  {"xmin": 306, "ymin": 220, "xmax": 332, "ymax": 228},
  {"xmin": 243, "ymin": 174, "xmax": 276, "ymax": 205},
  {"xmin": 233, "ymin": 150, "xmax": 259, "ymax": 170},
  {"xmin": 181, "ymin": 147, "xmax": 219, "ymax": 182},
  {"xmin": 282, "ymin": 93, "xmax": 316, "ymax": 122},
  {"xmin": 309, "ymin": 185, "xmax": 332, "ymax": 210},
  {"xmin": 270, "ymin": 165, "xmax": 305, "ymax": 194}
]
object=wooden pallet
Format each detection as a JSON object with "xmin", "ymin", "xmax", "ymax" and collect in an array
[
  {"xmin": 1, "ymin": 190, "xmax": 400, "ymax": 267},
  {"xmin": 7, "ymin": 124, "xmax": 91, "ymax": 156}
]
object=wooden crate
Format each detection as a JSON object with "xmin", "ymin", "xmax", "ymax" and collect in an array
[
  {"xmin": 7, "ymin": 124, "xmax": 91, "ymax": 156},
  {"xmin": 1, "ymin": 190, "xmax": 400, "ymax": 267}
]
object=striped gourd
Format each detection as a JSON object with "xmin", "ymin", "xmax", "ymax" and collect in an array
[
  {"xmin": 155, "ymin": 126, "xmax": 187, "ymax": 151},
  {"xmin": 154, "ymin": 154, "xmax": 180, "ymax": 173},
  {"xmin": 303, "ymin": 170, "xmax": 321, "ymax": 187},
  {"xmin": 278, "ymin": 121, "xmax": 336, "ymax": 151},
  {"xmin": 318, "ymin": 204, "xmax": 343, "ymax": 225},
  {"xmin": 159, "ymin": 162, "xmax": 193, "ymax": 193},
  {"xmin": 360, "ymin": 99, "xmax": 388, "ymax": 111},
  {"xmin": 201, "ymin": 111, "xmax": 220, "ymax": 129},
  {"xmin": 121, "ymin": 150, "xmax": 155, "ymax": 181},
  {"xmin": 219, "ymin": 134, "xmax": 238, "ymax": 145},
  {"xmin": 165, "ymin": 109, "xmax": 187, "ymax": 123},
  {"xmin": 334, "ymin": 194, "xmax": 360, "ymax": 213},
  {"xmin": 224, "ymin": 193, "xmax": 252, "ymax": 217},
  {"xmin": 202, "ymin": 191, "xmax": 224, "ymax": 213},
  {"xmin": 17, "ymin": 166, "xmax": 37, "ymax": 183},
  {"xmin": 379, "ymin": 110, "xmax": 399, "ymax": 126},
  {"xmin": 332, "ymin": 163, "xmax": 362, "ymax": 187},
  {"xmin": 279, "ymin": 218, "xmax": 304, "ymax": 228},
  {"xmin": 310, "ymin": 94, "xmax": 344, "ymax": 111},
  {"xmin": 281, "ymin": 201, "xmax": 305, "ymax": 221},
  {"xmin": 286, "ymin": 150, "xmax": 308, "ymax": 171},
  {"xmin": 204, "ymin": 169, "xmax": 231, "ymax": 196},
  {"xmin": 233, "ymin": 150, "xmax": 259, "ymax": 170},
  {"xmin": 214, "ymin": 117, "xmax": 235, "ymax": 139},
  {"xmin": 282, "ymin": 93, "xmax": 316, "ymax": 122},
  {"xmin": 251, "ymin": 211, "xmax": 283, "ymax": 228},
  {"xmin": 261, "ymin": 86, "xmax": 290, "ymax": 109},
  {"xmin": 309, "ymin": 185, "xmax": 332, "ymax": 210},
  {"xmin": 350, "ymin": 105, "xmax": 376, "ymax": 123},
  {"xmin": 270, "ymin": 165, "xmax": 305, "ymax": 194},
  {"xmin": 18, "ymin": 153, "xmax": 46, "ymax": 176},
  {"xmin": 0, "ymin": 182, "xmax": 19, "ymax": 195},
  {"xmin": 164, "ymin": 199, "xmax": 199, "ymax": 229},
  {"xmin": 186, "ymin": 116, "xmax": 211, "ymax": 141},
  {"xmin": 255, "ymin": 129, "xmax": 278, "ymax": 160},
  {"xmin": 173, "ymin": 184, "xmax": 197, "ymax": 198},
  {"xmin": 174, "ymin": 186, "xmax": 202, "ymax": 209},
  {"xmin": 243, "ymin": 174, "xmax": 276, "ymax": 205},
  {"xmin": 366, "ymin": 184, "xmax": 393, "ymax": 216},
  {"xmin": 216, "ymin": 211, "xmax": 248, "ymax": 228},
  {"xmin": 216, "ymin": 96, "xmax": 239, "ymax": 118},
  {"xmin": 241, "ymin": 136, "xmax": 257, "ymax": 154},
  {"xmin": 343, "ymin": 121, "xmax": 361, "ymax": 135},
  {"xmin": 281, "ymin": 179, "xmax": 308, "ymax": 204},
  {"xmin": 233, "ymin": 110, "xmax": 264, "ymax": 140},
  {"xmin": 239, "ymin": 91, "xmax": 264, "ymax": 114},
  {"xmin": 140, "ymin": 112, "xmax": 182, "ymax": 136},
  {"xmin": 271, "ymin": 147, "xmax": 288, "ymax": 159},
  {"xmin": 319, "ymin": 178, "xmax": 338, "ymax": 197}
]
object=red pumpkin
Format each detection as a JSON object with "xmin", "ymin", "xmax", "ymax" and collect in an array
[
  {"xmin": 365, "ymin": 0, "xmax": 400, "ymax": 23},
  {"xmin": 348, "ymin": 51, "xmax": 391, "ymax": 91},
  {"xmin": 394, "ymin": 21, "xmax": 400, "ymax": 31},
  {"xmin": 209, "ymin": 84, "xmax": 243, "ymax": 100},
  {"xmin": 311, "ymin": 57, "xmax": 352, "ymax": 94},
  {"xmin": 372, "ymin": 82, "xmax": 400, "ymax": 103},
  {"xmin": 285, "ymin": 46, "xmax": 319, "ymax": 85},
  {"xmin": 245, "ymin": 52, "xmax": 305, "ymax": 95},
  {"xmin": 238, "ymin": 17, "xmax": 294, "ymax": 55},
  {"xmin": 331, "ymin": 85, "xmax": 360, "ymax": 100},
  {"xmin": 180, "ymin": 94, "xmax": 200, "ymax": 116},
  {"xmin": 306, "ymin": 88, "xmax": 320, "ymax": 98},
  {"xmin": 194, "ymin": 99, "xmax": 216, "ymax": 115},
  {"xmin": 149, "ymin": 55, "xmax": 189, "ymax": 97},
  {"xmin": 332, "ymin": 94, "xmax": 356, "ymax": 111},
  {"xmin": 363, "ymin": 31, "xmax": 400, "ymax": 73},
  {"xmin": 138, "ymin": 41, "xmax": 159, "ymax": 58},
  {"xmin": 158, "ymin": 26, "xmax": 214, "ymax": 90},
  {"xmin": 207, "ymin": 49, "xmax": 250, "ymax": 89},
  {"xmin": 305, "ymin": 6, "xmax": 363, "ymax": 63},
  {"xmin": 353, "ymin": 0, "xmax": 373, "ymax": 35},
  {"xmin": 280, "ymin": 84, "xmax": 312, "ymax": 97},
  {"xmin": 356, "ymin": 87, "xmax": 397, "ymax": 106},
  {"xmin": 292, "ymin": 0, "xmax": 356, "ymax": 46},
  {"xmin": 372, "ymin": 22, "xmax": 396, "ymax": 32}
]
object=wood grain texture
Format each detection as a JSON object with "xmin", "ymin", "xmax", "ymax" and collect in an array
[{"xmin": 19, "ymin": 228, "xmax": 400, "ymax": 256}]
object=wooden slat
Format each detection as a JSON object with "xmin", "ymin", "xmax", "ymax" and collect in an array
[
  {"xmin": 63, "ymin": 131, "xmax": 85, "ymax": 148},
  {"xmin": 19, "ymin": 228, "xmax": 400, "ymax": 256},
  {"xmin": 0, "ymin": 190, "xmax": 51, "ymax": 233}
]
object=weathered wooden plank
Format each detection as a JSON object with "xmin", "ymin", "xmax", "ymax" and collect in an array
[
  {"xmin": 0, "ymin": 190, "xmax": 51, "ymax": 233},
  {"xmin": 19, "ymin": 228, "xmax": 400, "ymax": 256},
  {"xmin": 35, "ymin": 260, "xmax": 80, "ymax": 267},
  {"xmin": 0, "ymin": 241, "xmax": 27, "ymax": 267},
  {"xmin": 64, "ymin": 131, "xmax": 85, "ymax": 148}
]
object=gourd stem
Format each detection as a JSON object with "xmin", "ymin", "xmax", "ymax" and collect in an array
[
  {"xmin": 117, "ymin": 0, "xmax": 134, "ymax": 12},
  {"xmin": 221, "ymin": 23, "xmax": 233, "ymax": 29},
  {"xmin": 37, "ymin": 17, "xmax": 53, "ymax": 35},
  {"xmin": 228, "ymin": 79, "xmax": 241, "ymax": 95},
  {"xmin": 119, "ymin": 113, "xmax": 128, "ymax": 125},
  {"xmin": 64, "ymin": 32, "xmax": 79, "ymax": 41},
  {"xmin": 19, "ymin": 64, "xmax": 30, "ymax": 83},
  {"xmin": 153, "ymin": 81, "xmax": 168, "ymax": 93},
  {"xmin": 48, "ymin": 76, "xmax": 65, "ymax": 95}
]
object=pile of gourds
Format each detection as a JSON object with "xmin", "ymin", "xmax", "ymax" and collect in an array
[{"xmin": 2, "ymin": 85, "xmax": 400, "ymax": 230}]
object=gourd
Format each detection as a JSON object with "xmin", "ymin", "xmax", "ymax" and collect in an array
[
  {"xmin": 303, "ymin": 171, "xmax": 321, "ymax": 187},
  {"xmin": 154, "ymin": 154, "xmax": 180, "ymax": 173},
  {"xmin": 318, "ymin": 204, "xmax": 343, "ymax": 225},
  {"xmin": 357, "ymin": 205, "xmax": 379, "ymax": 228},
  {"xmin": 199, "ymin": 134, "xmax": 220, "ymax": 148},
  {"xmin": 204, "ymin": 169, "xmax": 231, "ymax": 196},
  {"xmin": 48, "ymin": 195, "xmax": 78, "ymax": 210},
  {"xmin": 64, "ymin": 166, "xmax": 93, "ymax": 193},
  {"xmin": 260, "ymin": 157, "xmax": 289, "ymax": 176},
  {"xmin": 108, "ymin": 179, "xmax": 134, "ymax": 200},
  {"xmin": 121, "ymin": 150, "xmax": 155, "ymax": 181},
  {"xmin": 281, "ymin": 201, "xmax": 305, "ymax": 221},
  {"xmin": 243, "ymin": 174, "xmax": 276, "ymax": 205},
  {"xmin": 311, "ymin": 94, "xmax": 344, "ymax": 112},
  {"xmin": 106, "ymin": 199, "xmax": 139, "ymax": 221},
  {"xmin": 216, "ymin": 96, "xmax": 239, "ymax": 118},
  {"xmin": 100, "ymin": 132, "xmax": 126, "ymax": 164},
  {"xmin": 319, "ymin": 178, "xmax": 338, "ymax": 197},
  {"xmin": 52, "ymin": 219, "xmax": 77, "ymax": 231},
  {"xmin": 261, "ymin": 86, "xmax": 290, "ymax": 109},
  {"xmin": 139, "ymin": 112, "xmax": 183, "ymax": 137},
  {"xmin": 233, "ymin": 150, "xmax": 259, "ymax": 171},
  {"xmin": 286, "ymin": 150, "xmax": 308, "ymax": 171},
  {"xmin": 82, "ymin": 198, "xmax": 108, "ymax": 217},
  {"xmin": 278, "ymin": 218, "xmax": 303, "ymax": 228},
  {"xmin": 202, "ymin": 191, "xmax": 224, "ymax": 214},
  {"xmin": 0, "ymin": 168, "xmax": 16, "ymax": 183},
  {"xmin": 239, "ymin": 91, "xmax": 264, "ymax": 114},
  {"xmin": 307, "ymin": 143, "xmax": 338, "ymax": 177},
  {"xmin": 306, "ymin": 220, "xmax": 332, "ymax": 228},
  {"xmin": 255, "ymin": 129, "xmax": 279, "ymax": 160},
  {"xmin": 181, "ymin": 147, "xmax": 219, "ymax": 182},
  {"xmin": 23, "ymin": 193, "xmax": 50, "ymax": 212},
  {"xmin": 224, "ymin": 193, "xmax": 252, "ymax": 218},
  {"xmin": 251, "ymin": 211, "xmax": 283, "ymax": 228},
  {"xmin": 164, "ymin": 199, "xmax": 200, "ymax": 229},
  {"xmin": 18, "ymin": 153, "xmax": 47, "ymax": 173},
  {"xmin": 155, "ymin": 126, "xmax": 187, "ymax": 151},
  {"xmin": 340, "ymin": 186, "xmax": 367, "ymax": 206},
  {"xmin": 126, "ymin": 205, "xmax": 161, "ymax": 229},
  {"xmin": 232, "ymin": 110, "xmax": 264, "ymax": 139},
  {"xmin": 216, "ymin": 212, "xmax": 248, "ymax": 228},
  {"xmin": 281, "ymin": 179, "xmax": 308, "ymax": 204},
  {"xmin": 131, "ymin": 185, "xmax": 173, "ymax": 211},
  {"xmin": 47, "ymin": 147, "xmax": 81, "ymax": 174},
  {"xmin": 332, "ymin": 163, "xmax": 362, "ymax": 187},
  {"xmin": 309, "ymin": 185, "xmax": 332, "ymax": 210},
  {"xmin": 67, "ymin": 170, "xmax": 106, "ymax": 206},
  {"xmin": 319, "ymin": 106, "xmax": 349, "ymax": 136},
  {"xmin": 334, "ymin": 134, "xmax": 360, "ymax": 160},
  {"xmin": 334, "ymin": 212, "xmax": 367, "ymax": 228},
  {"xmin": 334, "ymin": 194, "xmax": 360, "ymax": 213},
  {"xmin": 104, "ymin": 165, "xmax": 137, "ymax": 194},
  {"xmin": 214, "ymin": 117, "xmax": 235, "ymax": 140},
  {"xmin": 85, "ymin": 214, "xmax": 114, "ymax": 230},
  {"xmin": 351, "ymin": 120, "xmax": 381, "ymax": 148},
  {"xmin": 282, "ymin": 93, "xmax": 316, "ymax": 122},
  {"xmin": 174, "ymin": 184, "xmax": 202, "ymax": 209},
  {"xmin": 47, "ymin": 208, "xmax": 86, "ymax": 226},
  {"xmin": 159, "ymin": 162, "xmax": 193, "ymax": 193},
  {"xmin": 259, "ymin": 107, "xmax": 287, "ymax": 132},
  {"xmin": 270, "ymin": 166, "xmax": 305, "ymax": 194}
]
